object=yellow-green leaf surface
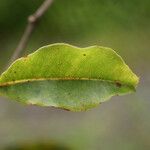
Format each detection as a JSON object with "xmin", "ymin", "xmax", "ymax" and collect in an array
[{"xmin": 0, "ymin": 43, "xmax": 139, "ymax": 111}]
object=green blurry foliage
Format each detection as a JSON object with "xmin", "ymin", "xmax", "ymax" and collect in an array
[
  {"xmin": 0, "ymin": 0, "xmax": 150, "ymax": 69},
  {"xmin": 5, "ymin": 141, "xmax": 69, "ymax": 150}
]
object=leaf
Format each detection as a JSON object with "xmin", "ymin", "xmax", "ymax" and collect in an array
[
  {"xmin": 0, "ymin": 43, "xmax": 139, "ymax": 111},
  {"xmin": 5, "ymin": 141, "xmax": 69, "ymax": 150}
]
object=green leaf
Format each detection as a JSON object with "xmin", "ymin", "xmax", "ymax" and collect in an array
[
  {"xmin": 5, "ymin": 141, "xmax": 69, "ymax": 150},
  {"xmin": 0, "ymin": 43, "xmax": 139, "ymax": 111}
]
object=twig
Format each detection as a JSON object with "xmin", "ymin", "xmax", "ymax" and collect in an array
[{"xmin": 6, "ymin": 0, "xmax": 54, "ymax": 69}]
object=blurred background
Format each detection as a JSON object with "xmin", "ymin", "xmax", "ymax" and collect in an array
[{"xmin": 0, "ymin": 0, "xmax": 150, "ymax": 149}]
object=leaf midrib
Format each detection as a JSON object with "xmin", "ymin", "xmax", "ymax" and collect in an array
[{"xmin": 0, "ymin": 77, "xmax": 134, "ymax": 89}]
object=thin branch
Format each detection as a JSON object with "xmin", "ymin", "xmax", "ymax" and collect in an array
[{"xmin": 6, "ymin": 0, "xmax": 54, "ymax": 69}]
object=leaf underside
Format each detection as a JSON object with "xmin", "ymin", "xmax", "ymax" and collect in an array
[{"xmin": 0, "ymin": 43, "xmax": 139, "ymax": 111}]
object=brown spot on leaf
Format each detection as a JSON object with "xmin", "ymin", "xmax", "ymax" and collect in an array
[
  {"xmin": 115, "ymin": 81, "xmax": 122, "ymax": 88},
  {"xmin": 62, "ymin": 108, "xmax": 70, "ymax": 111},
  {"xmin": 23, "ymin": 55, "xmax": 29, "ymax": 61},
  {"xmin": 51, "ymin": 106, "xmax": 70, "ymax": 111}
]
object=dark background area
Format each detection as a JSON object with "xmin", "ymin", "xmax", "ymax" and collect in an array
[{"xmin": 0, "ymin": 0, "xmax": 150, "ymax": 149}]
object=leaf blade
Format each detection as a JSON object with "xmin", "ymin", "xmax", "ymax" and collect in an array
[
  {"xmin": 0, "ymin": 43, "xmax": 139, "ymax": 111},
  {"xmin": 0, "ymin": 80, "xmax": 135, "ymax": 111}
]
